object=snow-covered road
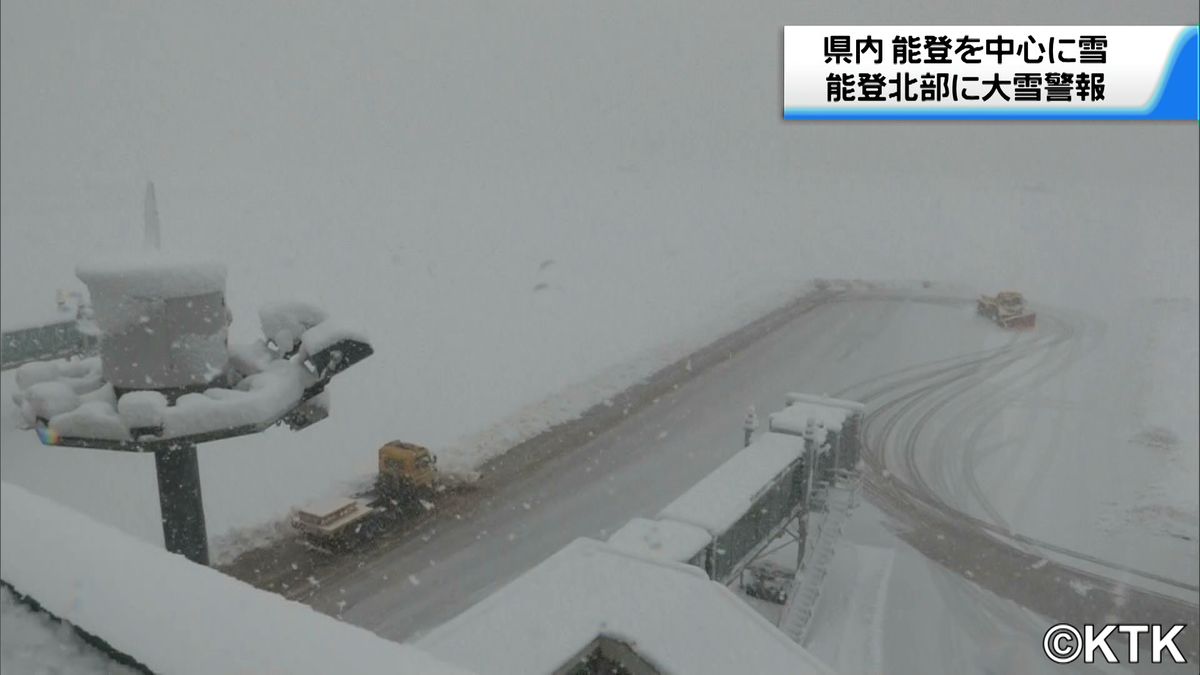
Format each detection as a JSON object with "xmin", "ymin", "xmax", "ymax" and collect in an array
[{"xmin": 278, "ymin": 288, "xmax": 1197, "ymax": 671}]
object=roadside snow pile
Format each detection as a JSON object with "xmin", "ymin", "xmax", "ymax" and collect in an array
[
  {"xmin": 659, "ymin": 432, "xmax": 804, "ymax": 535},
  {"xmin": 0, "ymin": 482, "xmax": 471, "ymax": 675},
  {"xmin": 418, "ymin": 537, "xmax": 833, "ymax": 675},
  {"xmin": 1, "ymin": 586, "xmax": 135, "ymax": 675}
]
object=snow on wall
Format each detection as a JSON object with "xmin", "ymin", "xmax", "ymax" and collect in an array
[
  {"xmin": 417, "ymin": 537, "xmax": 833, "ymax": 675},
  {"xmin": 0, "ymin": 481, "xmax": 471, "ymax": 675},
  {"xmin": 658, "ymin": 432, "xmax": 805, "ymax": 535}
]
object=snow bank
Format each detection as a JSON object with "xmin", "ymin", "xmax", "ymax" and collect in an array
[
  {"xmin": 0, "ymin": 481, "xmax": 470, "ymax": 675},
  {"xmin": 606, "ymin": 516, "xmax": 712, "ymax": 565},
  {"xmin": 658, "ymin": 432, "xmax": 805, "ymax": 535},
  {"xmin": 418, "ymin": 538, "xmax": 832, "ymax": 675}
]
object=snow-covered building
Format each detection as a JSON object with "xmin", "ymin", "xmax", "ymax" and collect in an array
[{"xmin": 418, "ymin": 537, "xmax": 834, "ymax": 675}]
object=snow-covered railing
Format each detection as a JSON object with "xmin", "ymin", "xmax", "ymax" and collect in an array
[
  {"xmin": 0, "ymin": 482, "xmax": 469, "ymax": 675},
  {"xmin": 778, "ymin": 477, "xmax": 861, "ymax": 643},
  {"xmin": 1, "ymin": 320, "xmax": 96, "ymax": 370},
  {"xmin": 658, "ymin": 432, "xmax": 809, "ymax": 582},
  {"xmin": 770, "ymin": 396, "xmax": 865, "ymax": 489}
]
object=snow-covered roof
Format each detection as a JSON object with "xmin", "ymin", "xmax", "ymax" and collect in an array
[
  {"xmin": 298, "ymin": 496, "xmax": 365, "ymax": 520},
  {"xmin": 417, "ymin": 538, "xmax": 833, "ymax": 675},
  {"xmin": 0, "ymin": 482, "xmax": 470, "ymax": 675},
  {"xmin": 658, "ymin": 432, "xmax": 805, "ymax": 535},
  {"xmin": 769, "ymin": 402, "xmax": 851, "ymax": 436},
  {"xmin": 75, "ymin": 256, "xmax": 226, "ymax": 299},
  {"xmin": 784, "ymin": 393, "xmax": 865, "ymax": 413},
  {"xmin": 606, "ymin": 517, "xmax": 712, "ymax": 564}
]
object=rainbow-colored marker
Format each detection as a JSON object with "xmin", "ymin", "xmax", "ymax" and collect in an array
[{"xmin": 35, "ymin": 423, "xmax": 62, "ymax": 446}]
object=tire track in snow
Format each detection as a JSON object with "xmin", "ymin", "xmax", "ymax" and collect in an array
[{"xmin": 843, "ymin": 305, "xmax": 1198, "ymax": 661}]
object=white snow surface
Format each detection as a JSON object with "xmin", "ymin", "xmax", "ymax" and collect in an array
[
  {"xmin": 1, "ymin": 1, "xmax": 1195, "ymax": 554},
  {"xmin": 31, "ymin": 357, "xmax": 315, "ymax": 441},
  {"xmin": 0, "ymin": 481, "xmax": 470, "ymax": 675},
  {"xmin": 658, "ymin": 431, "xmax": 804, "ymax": 535},
  {"xmin": 259, "ymin": 301, "xmax": 327, "ymax": 353},
  {"xmin": 74, "ymin": 256, "xmax": 225, "ymax": 299},
  {"xmin": 784, "ymin": 393, "xmax": 865, "ymax": 413},
  {"xmin": 1, "ymin": 586, "xmax": 135, "ymax": 675},
  {"xmin": 769, "ymin": 402, "xmax": 850, "ymax": 435},
  {"xmin": 116, "ymin": 390, "xmax": 167, "ymax": 429},
  {"xmin": 417, "ymin": 537, "xmax": 834, "ymax": 675},
  {"xmin": 300, "ymin": 320, "xmax": 369, "ymax": 356},
  {"xmin": 606, "ymin": 516, "xmax": 712, "ymax": 565}
]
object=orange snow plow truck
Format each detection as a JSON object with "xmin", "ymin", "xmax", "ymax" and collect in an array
[{"xmin": 977, "ymin": 291, "xmax": 1036, "ymax": 329}]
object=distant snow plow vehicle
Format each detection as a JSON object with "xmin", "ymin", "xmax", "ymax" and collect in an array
[
  {"xmin": 977, "ymin": 291, "xmax": 1036, "ymax": 329},
  {"xmin": 292, "ymin": 441, "xmax": 439, "ymax": 550}
]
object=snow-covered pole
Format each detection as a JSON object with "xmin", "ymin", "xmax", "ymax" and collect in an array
[
  {"xmin": 144, "ymin": 181, "xmax": 161, "ymax": 251},
  {"xmin": 156, "ymin": 442, "xmax": 207, "ymax": 564},
  {"xmin": 798, "ymin": 418, "xmax": 818, "ymax": 570},
  {"xmin": 803, "ymin": 418, "xmax": 816, "ymax": 511},
  {"xmin": 742, "ymin": 405, "xmax": 758, "ymax": 448}
]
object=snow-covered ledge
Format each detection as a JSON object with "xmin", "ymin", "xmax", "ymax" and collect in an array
[{"xmin": 0, "ymin": 482, "xmax": 470, "ymax": 675}]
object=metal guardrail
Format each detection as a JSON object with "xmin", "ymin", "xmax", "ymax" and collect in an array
[{"xmin": 1, "ymin": 320, "xmax": 97, "ymax": 370}]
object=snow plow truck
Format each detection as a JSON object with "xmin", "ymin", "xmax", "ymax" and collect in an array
[
  {"xmin": 977, "ymin": 291, "xmax": 1036, "ymax": 329},
  {"xmin": 292, "ymin": 441, "xmax": 438, "ymax": 550}
]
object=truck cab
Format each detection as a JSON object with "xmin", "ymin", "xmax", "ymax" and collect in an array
[{"xmin": 377, "ymin": 441, "xmax": 437, "ymax": 496}]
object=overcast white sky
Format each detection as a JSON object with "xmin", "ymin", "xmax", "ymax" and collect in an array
[{"xmin": 3, "ymin": 1, "xmax": 1197, "ymax": 327}]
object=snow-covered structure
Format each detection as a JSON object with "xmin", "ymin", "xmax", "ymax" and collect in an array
[
  {"xmin": 657, "ymin": 432, "xmax": 808, "ymax": 581},
  {"xmin": 418, "ymin": 537, "xmax": 834, "ymax": 675},
  {"xmin": 76, "ymin": 256, "xmax": 230, "ymax": 398},
  {"xmin": 11, "ymin": 254, "xmax": 374, "ymax": 566},
  {"xmin": 0, "ymin": 482, "xmax": 469, "ymax": 675},
  {"xmin": 770, "ymin": 394, "xmax": 865, "ymax": 481},
  {"xmin": 606, "ymin": 516, "xmax": 712, "ymax": 568}
]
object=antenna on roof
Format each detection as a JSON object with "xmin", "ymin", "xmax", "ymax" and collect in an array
[{"xmin": 144, "ymin": 180, "xmax": 162, "ymax": 251}]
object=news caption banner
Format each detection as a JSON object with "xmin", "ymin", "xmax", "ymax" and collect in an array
[{"xmin": 783, "ymin": 25, "xmax": 1199, "ymax": 120}]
